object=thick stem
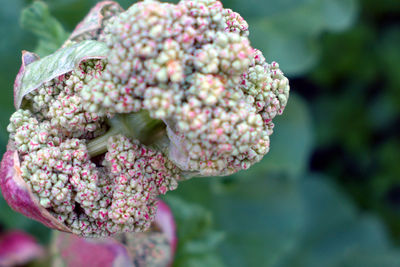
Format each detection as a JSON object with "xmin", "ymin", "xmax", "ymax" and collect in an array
[
  {"xmin": 86, "ymin": 127, "xmax": 121, "ymax": 157},
  {"xmin": 87, "ymin": 111, "xmax": 167, "ymax": 157}
]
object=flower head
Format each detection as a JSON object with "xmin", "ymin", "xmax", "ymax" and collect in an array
[{"xmin": 1, "ymin": 0, "xmax": 289, "ymax": 236}]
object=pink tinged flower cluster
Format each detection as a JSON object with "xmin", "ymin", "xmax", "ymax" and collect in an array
[
  {"xmin": 24, "ymin": 60, "xmax": 106, "ymax": 138},
  {"xmin": 4, "ymin": 66, "xmax": 180, "ymax": 236},
  {"xmin": 3, "ymin": 111, "xmax": 179, "ymax": 236},
  {"xmin": 104, "ymin": 135, "xmax": 179, "ymax": 230},
  {"xmin": 79, "ymin": 0, "xmax": 290, "ymax": 176},
  {"xmin": 0, "ymin": 0, "xmax": 290, "ymax": 237}
]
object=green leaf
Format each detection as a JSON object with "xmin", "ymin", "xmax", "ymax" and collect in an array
[
  {"xmin": 274, "ymin": 175, "xmax": 400, "ymax": 267},
  {"xmin": 212, "ymin": 176, "xmax": 306, "ymax": 267},
  {"xmin": 0, "ymin": 103, "xmax": 11, "ymax": 152},
  {"xmin": 180, "ymin": 254, "xmax": 225, "ymax": 267},
  {"xmin": 163, "ymin": 196, "xmax": 225, "ymax": 267},
  {"xmin": 251, "ymin": 24, "xmax": 321, "ymax": 76},
  {"xmin": 15, "ymin": 40, "xmax": 108, "ymax": 108},
  {"xmin": 224, "ymin": 0, "xmax": 310, "ymax": 20},
  {"xmin": 0, "ymin": 0, "xmax": 35, "ymax": 109},
  {"xmin": 379, "ymin": 27, "xmax": 400, "ymax": 95},
  {"xmin": 20, "ymin": 1, "xmax": 69, "ymax": 57},
  {"xmin": 224, "ymin": 0, "xmax": 359, "ymax": 76},
  {"xmin": 335, "ymin": 249, "xmax": 400, "ymax": 267},
  {"xmin": 181, "ymin": 172, "xmax": 400, "ymax": 267},
  {"xmin": 321, "ymin": 0, "xmax": 358, "ymax": 32}
]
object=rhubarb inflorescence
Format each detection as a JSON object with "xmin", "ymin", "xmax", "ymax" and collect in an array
[{"xmin": 1, "ymin": 0, "xmax": 290, "ymax": 237}]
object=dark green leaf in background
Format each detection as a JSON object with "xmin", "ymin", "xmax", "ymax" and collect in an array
[
  {"xmin": 170, "ymin": 173, "xmax": 400, "ymax": 266},
  {"xmin": 224, "ymin": 0, "xmax": 358, "ymax": 76},
  {"xmin": 164, "ymin": 196, "xmax": 225, "ymax": 267},
  {"xmin": 276, "ymin": 175, "xmax": 399, "ymax": 267}
]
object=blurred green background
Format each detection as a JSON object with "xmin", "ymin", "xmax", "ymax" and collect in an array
[{"xmin": 1, "ymin": 0, "xmax": 400, "ymax": 266}]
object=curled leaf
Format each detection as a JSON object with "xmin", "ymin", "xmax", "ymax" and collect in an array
[
  {"xmin": 68, "ymin": 1, "xmax": 123, "ymax": 42},
  {"xmin": 0, "ymin": 230, "xmax": 44, "ymax": 267},
  {"xmin": 13, "ymin": 51, "xmax": 39, "ymax": 109},
  {"xmin": 156, "ymin": 200, "xmax": 178, "ymax": 257},
  {"xmin": 165, "ymin": 123, "xmax": 191, "ymax": 172},
  {"xmin": 14, "ymin": 40, "xmax": 108, "ymax": 109},
  {"xmin": 0, "ymin": 142, "xmax": 72, "ymax": 233}
]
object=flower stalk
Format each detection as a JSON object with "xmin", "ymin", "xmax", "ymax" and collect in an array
[{"xmin": 87, "ymin": 111, "xmax": 166, "ymax": 157}]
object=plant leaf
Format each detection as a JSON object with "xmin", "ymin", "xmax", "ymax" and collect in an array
[
  {"xmin": 20, "ymin": 1, "xmax": 69, "ymax": 57},
  {"xmin": 211, "ymin": 176, "xmax": 306, "ymax": 267},
  {"xmin": 223, "ymin": 0, "xmax": 359, "ymax": 76},
  {"xmin": 274, "ymin": 174, "xmax": 400, "ymax": 267},
  {"xmin": 163, "ymin": 196, "xmax": 224, "ymax": 267},
  {"xmin": 68, "ymin": 1, "xmax": 123, "ymax": 42},
  {"xmin": 14, "ymin": 40, "xmax": 108, "ymax": 109}
]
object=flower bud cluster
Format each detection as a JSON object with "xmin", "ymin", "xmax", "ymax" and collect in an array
[
  {"xmin": 7, "ymin": 107, "xmax": 180, "ymax": 236},
  {"xmin": 77, "ymin": 0, "xmax": 290, "ymax": 176},
  {"xmin": 52, "ymin": 200, "xmax": 176, "ymax": 267},
  {"xmin": 240, "ymin": 49, "xmax": 290, "ymax": 123},
  {"xmin": 2, "ymin": 0, "xmax": 290, "ymax": 236},
  {"xmin": 223, "ymin": 8, "xmax": 249, "ymax": 36},
  {"xmin": 104, "ymin": 135, "xmax": 179, "ymax": 231},
  {"xmin": 25, "ymin": 60, "xmax": 107, "ymax": 138},
  {"xmin": 7, "ymin": 60, "xmax": 180, "ymax": 236}
]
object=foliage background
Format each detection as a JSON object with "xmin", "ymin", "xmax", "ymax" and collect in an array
[{"xmin": 0, "ymin": 0, "xmax": 400, "ymax": 266}]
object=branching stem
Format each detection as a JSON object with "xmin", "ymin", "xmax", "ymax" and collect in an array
[{"xmin": 87, "ymin": 111, "xmax": 166, "ymax": 157}]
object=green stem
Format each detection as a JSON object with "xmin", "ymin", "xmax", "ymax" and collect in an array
[
  {"xmin": 87, "ymin": 127, "xmax": 121, "ymax": 157},
  {"xmin": 87, "ymin": 111, "xmax": 166, "ymax": 157}
]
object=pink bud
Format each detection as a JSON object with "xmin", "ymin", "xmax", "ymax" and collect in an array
[{"xmin": 0, "ymin": 230, "xmax": 44, "ymax": 267}]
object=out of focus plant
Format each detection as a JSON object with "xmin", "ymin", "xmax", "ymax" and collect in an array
[
  {"xmin": 0, "ymin": 230, "xmax": 44, "ymax": 267},
  {"xmin": 306, "ymin": 0, "xmax": 400, "ymax": 241}
]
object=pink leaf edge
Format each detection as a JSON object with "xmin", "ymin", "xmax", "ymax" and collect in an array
[
  {"xmin": 68, "ymin": 1, "xmax": 123, "ymax": 42},
  {"xmin": 155, "ymin": 200, "xmax": 177, "ymax": 257},
  {"xmin": 13, "ymin": 51, "xmax": 39, "ymax": 109}
]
